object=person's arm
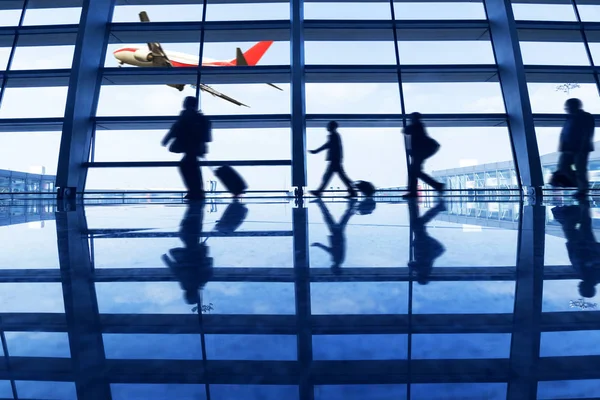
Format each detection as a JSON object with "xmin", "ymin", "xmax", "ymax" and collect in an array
[
  {"xmin": 310, "ymin": 138, "xmax": 330, "ymax": 154},
  {"xmin": 161, "ymin": 121, "xmax": 179, "ymax": 146}
]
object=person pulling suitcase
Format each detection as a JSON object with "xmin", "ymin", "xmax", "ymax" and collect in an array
[{"xmin": 162, "ymin": 96, "xmax": 212, "ymax": 200}]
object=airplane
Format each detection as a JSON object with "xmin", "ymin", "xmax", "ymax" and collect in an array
[{"xmin": 112, "ymin": 11, "xmax": 282, "ymax": 107}]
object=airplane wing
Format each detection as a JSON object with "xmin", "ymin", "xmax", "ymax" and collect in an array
[
  {"xmin": 139, "ymin": 11, "xmax": 172, "ymax": 68},
  {"xmin": 196, "ymin": 83, "xmax": 250, "ymax": 108},
  {"xmin": 235, "ymin": 47, "xmax": 283, "ymax": 91}
]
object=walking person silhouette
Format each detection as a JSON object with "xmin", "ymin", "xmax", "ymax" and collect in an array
[
  {"xmin": 162, "ymin": 96, "xmax": 212, "ymax": 200},
  {"xmin": 550, "ymin": 98, "xmax": 595, "ymax": 199},
  {"xmin": 310, "ymin": 121, "xmax": 357, "ymax": 198},
  {"xmin": 402, "ymin": 112, "xmax": 445, "ymax": 199}
]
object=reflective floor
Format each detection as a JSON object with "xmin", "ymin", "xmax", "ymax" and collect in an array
[{"xmin": 1, "ymin": 195, "xmax": 600, "ymax": 399}]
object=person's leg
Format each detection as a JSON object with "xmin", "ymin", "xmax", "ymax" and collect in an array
[
  {"xmin": 313, "ymin": 163, "xmax": 335, "ymax": 195},
  {"xmin": 179, "ymin": 154, "xmax": 194, "ymax": 196},
  {"xmin": 575, "ymin": 151, "xmax": 590, "ymax": 195},
  {"xmin": 406, "ymin": 156, "xmax": 419, "ymax": 195},
  {"xmin": 336, "ymin": 164, "xmax": 357, "ymax": 196}
]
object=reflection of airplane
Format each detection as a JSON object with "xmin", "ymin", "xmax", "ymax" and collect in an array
[{"xmin": 112, "ymin": 11, "xmax": 282, "ymax": 107}]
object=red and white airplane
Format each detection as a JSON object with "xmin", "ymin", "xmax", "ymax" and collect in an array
[{"xmin": 112, "ymin": 11, "xmax": 281, "ymax": 107}]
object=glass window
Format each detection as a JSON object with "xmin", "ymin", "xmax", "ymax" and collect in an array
[
  {"xmin": 527, "ymin": 83, "xmax": 600, "ymax": 114},
  {"xmin": 0, "ymin": 132, "xmax": 60, "ymax": 175},
  {"xmin": 538, "ymin": 379, "xmax": 600, "ymax": 399},
  {"xmin": 541, "ymin": 330, "xmax": 600, "ymax": 357},
  {"xmin": 305, "ymin": 3, "xmax": 390, "ymax": 19},
  {"xmin": 512, "ymin": 4, "xmax": 577, "ymax": 21},
  {"xmin": 393, "ymin": 2, "xmax": 486, "ymax": 20},
  {"xmin": 0, "ymin": 8, "xmax": 23, "ymax": 26},
  {"xmin": 6, "ymin": 332, "xmax": 70, "ymax": 357},
  {"xmin": 205, "ymin": 335, "xmax": 296, "ymax": 360},
  {"xmin": 210, "ymin": 385, "xmax": 298, "ymax": 400},
  {"xmin": 96, "ymin": 282, "xmax": 296, "ymax": 314},
  {"xmin": 16, "ymin": 381, "xmax": 77, "ymax": 400},
  {"xmin": 403, "ymin": 83, "xmax": 506, "ymax": 114},
  {"xmin": 111, "ymin": 384, "xmax": 206, "ymax": 400},
  {"xmin": 0, "ymin": 283, "xmax": 64, "ymax": 312},
  {"xmin": 306, "ymin": 83, "xmax": 401, "ymax": 114},
  {"xmin": 23, "ymin": 7, "xmax": 82, "ymax": 25},
  {"xmin": 86, "ymin": 166, "xmax": 291, "ymax": 191},
  {"xmin": 112, "ymin": 4, "xmax": 204, "ymax": 22},
  {"xmin": 311, "ymin": 282, "xmax": 408, "ymax": 314},
  {"xmin": 312, "ymin": 334, "xmax": 408, "ymax": 360},
  {"xmin": 520, "ymin": 42, "xmax": 590, "ymax": 66},
  {"xmin": 576, "ymin": 5, "xmax": 600, "ymax": 22},
  {"xmin": 307, "ymin": 127, "xmax": 407, "ymax": 193},
  {"xmin": 306, "ymin": 41, "xmax": 397, "ymax": 65},
  {"xmin": 11, "ymin": 45, "xmax": 75, "ymax": 70},
  {"xmin": 93, "ymin": 129, "xmax": 291, "ymax": 163},
  {"xmin": 0, "ymin": 87, "xmax": 68, "ymax": 118},
  {"xmin": 584, "ymin": 42, "xmax": 600, "ymax": 65},
  {"xmin": 314, "ymin": 385, "xmax": 407, "ymax": 400},
  {"xmin": 103, "ymin": 334, "xmax": 203, "ymax": 359},
  {"xmin": 97, "ymin": 84, "xmax": 290, "ymax": 116},
  {"xmin": 0, "ymin": 381, "xmax": 10, "ymax": 397},
  {"xmin": 412, "ymin": 333, "xmax": 511, "ymax": 359},
  {"xmin": 0, "ymin": 47, "xmax": 12, "ymax": 70},
  {"xmin": 398, "ymin": 41, "xmax": 495, "ymax": 65},
  {"xmin": 412, "ymin": 281, "xmax": 515, "ymax": 314},
  {"xmin": 411, "ymin": 383, "xmax": 506, "ymax": 400}
]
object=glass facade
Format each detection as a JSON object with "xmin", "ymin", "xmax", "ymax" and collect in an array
[{"xmin": 0, "ymin": 0, "xmax": 595, "ymax": 195}]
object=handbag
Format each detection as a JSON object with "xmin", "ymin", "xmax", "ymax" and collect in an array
[{"xmin": 421, "ymin": 136, "xmax": 440, "ymax": 159}]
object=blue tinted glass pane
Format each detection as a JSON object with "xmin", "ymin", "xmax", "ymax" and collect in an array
[
  {"xmin": 6, "ymin": 332, "xmax": 70, "ymax": 358},
  {"xmin": 103, "ymin": 334, "xmax": 203, "ymax": 360},
  {"xmin": 311, "ymin": 282, "xmax": 408, "ymax": 315},
  {"xmin": 412, "ymin": 334, "xmax": 511, "ymax": 359},
  {"xmin": 411, "ymin": 383, "xmax": 506, "ymax": 400},
  {"xmin": 412, "ymin": 282, "xmax": 515, "ymax": 314},
  {"xmin": 538, "ymin": 379, "xmax": 600, "ymax": 399},
  {"xmin": 313, "ymin": 334, "xmax": 408, "ymax": 360},
  {"xmin": 314, "ymin": 385, "xmax": 407, "ymax": 400},
  {"xmin": 16, "ymin": 381, "xmax": 77, "ymax": 400},
  {"xmin": 541, "ymin": 331, "xmax": 600, "ymax": 357},
  {"xmin": 210, "ymin": 385, "xmax": 298, "ymax": 400},
  {"xmin": 205, "ymin": 335, "xmax": 296, "ymax": 360},
  {"xmin": 0, "ymin": 283, "xmax": 64, "ymax": 312},
  {"xmin": 111, "ymin": 384, "xmax": 206, "ymax": 400}
]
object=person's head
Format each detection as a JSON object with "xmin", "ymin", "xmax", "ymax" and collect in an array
[
  {"xmin": 565, "ymin": 98, "xmax": 583, "ymax": 114},
  {"xmin": 410, "ymin": 112, "xmax": 421, "ymax": 124},
  {"xmin": 183, "ymin": 96, "xmax": 199, "ymax": 111},
  {"xmin": 327, "ymin": 120, "xmax": 338, "ymax": 132},
  {"xmin": 579, "ymin": 280, "xmax": 596, "ymax": 298},
  {"xmin": 184, "ymin": 289, "xmax": 201, "ymax": 305}
]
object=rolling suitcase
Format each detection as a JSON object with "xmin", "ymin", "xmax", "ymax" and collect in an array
[
  {"xmin": 355, "ymin": 180, "xmax": 376, "ymax": 197},
  {"xmin": 214, "ymin": 165, "xmax": 247, "ymax": 197}
]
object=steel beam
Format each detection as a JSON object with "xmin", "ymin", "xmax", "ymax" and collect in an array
[
  {"xmin": 55, "ymin": 0, "xmax": 116, "ymax": 199},
  {"xmin": 290, "ymin": 0, "xmax": 306, "ymax": 192},
  {"xmin": 56, "ymin": 207, "xmax": 111, "ymax": 399},
  {"xmin": 507, "ymin": 203, "xmax": 546, "ymax": 400},
  {"xmin": 484, "ymin": 0, "xmax": 544, "ymax": 192}
]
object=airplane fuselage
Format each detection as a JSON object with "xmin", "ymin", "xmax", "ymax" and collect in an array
[{"xmin": 113, "ymin": 47, "xmax": 233, "ymax": 68}]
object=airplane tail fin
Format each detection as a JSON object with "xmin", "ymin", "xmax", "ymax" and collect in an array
[{"xmin": 232, "ymin": 41, "xmax": 273, "ymax": 66}]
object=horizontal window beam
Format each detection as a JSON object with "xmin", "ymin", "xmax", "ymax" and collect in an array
[{"xmin": 84, "ymin": 160, "xmax": 291, "ymax": 168}]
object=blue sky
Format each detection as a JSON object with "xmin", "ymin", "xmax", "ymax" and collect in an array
[{"xmin": 0, "ymin": 3, "xmax": 599, "ymax": 190}]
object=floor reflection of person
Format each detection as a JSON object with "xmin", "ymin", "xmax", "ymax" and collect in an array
[
  {"xmin": 552, "ymin": 200, "xmax": 600, "ymax": 298},
  {"xmin": 162, "ymin": 201, "xmax": 213, "ymax": 305},
  {"xmin": 407, "ymin": 198, "xmax": 446, "ymax": 284},
  {"xmin": 312, "ymin": 198, "xmax": 357, "ymax": 275}
]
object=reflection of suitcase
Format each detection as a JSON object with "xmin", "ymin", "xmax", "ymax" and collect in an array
[
  {"xmin": 355, "ymin": 180, "xmax": 376, "ymax": 197},
  {"xmin": 214, "ymin": 165, "xmax": 247, "ymax": 197},
  {"xmin": 215, "ymin": 201, "xmax": 248, "ymax": 233}
]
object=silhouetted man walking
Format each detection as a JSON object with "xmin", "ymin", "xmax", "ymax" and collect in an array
[
  {"xmin": 402, "ymin": 112, "xmax": 444, "ymax": 198},
  {"xmin": 311, "ymin": 198, "xmax": 356, "ymax": 274},
  {"xmin": 310, "ymin": 121, "xmax": 357, "ymax": 198},
  {"xmin": 551, "ymin": 98, "xmax": 595, "ymax": 198},
  {"xmin": 162, "ymin": 96, "xmax": 212, "ymax": 200}
]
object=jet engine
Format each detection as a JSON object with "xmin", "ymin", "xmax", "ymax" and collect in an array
[{"xmin": 133, "ymin": 50, "xmax": 153, "ymax": 63}]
